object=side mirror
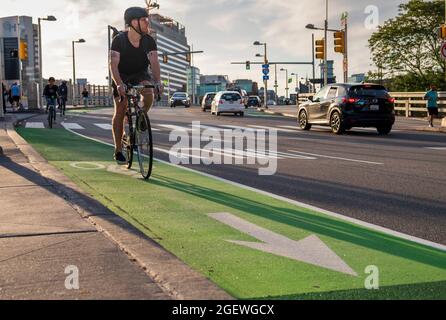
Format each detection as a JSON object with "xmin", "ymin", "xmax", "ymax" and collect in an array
[{"xmin": 308, "ymin": 96, "xmax": 314, "ymax": 102}]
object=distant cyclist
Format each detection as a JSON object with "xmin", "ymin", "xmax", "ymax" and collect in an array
[
  {"xmin": 109, "ymin": 7, "xmax": 164, "ymax": 163},
  {"xmin": 43, "ymin": 77, "xmax": 59, "ymax": 116},
  {"xmin": 58, "ymin": 81, "xmax": 68, "ymax": 113}
]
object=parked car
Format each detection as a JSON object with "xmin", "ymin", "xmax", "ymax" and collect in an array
[
  {"xmin": 201, "ymin": 92, "xmax": 216, "ymax": 112},
  {"xmin": 266, "ymin": 100, "xmax": 277, "ymax": 106},
  {"xmin": 297, "ymin": 83, "xmax": 395, "ymax": 134},
  {"xmin": 170, "ymin": 92, "xmax": 191, "ymax": 108},
  {"xmin": 211, "ymin": 91, "xmax": 245, "ymax": 116},
  {"xmin": 246, "ymin": 96, "xmax": 261, "ymax": 108}
]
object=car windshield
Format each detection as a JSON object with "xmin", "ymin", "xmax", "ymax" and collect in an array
[
  {"xmin": 349, "ymin": 85, "xmax": 389, "ymax": 98},
  {"xmin": 206, "ymin": 94, "xmax": 216, "ymax": 100},
  {"xmin": 221, "ymin": 93, "xmax": 241, "ymax": 101},
  {"xmin": 174, "ymin": 93, "xmax": 187, "ymax": 98}
]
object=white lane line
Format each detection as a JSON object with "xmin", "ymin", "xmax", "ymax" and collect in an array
[
  {"xmin": 248, "ymin": 125, "xmax": 298, "ymax": 133},
  {"xmin": 425, "ymin": 147, "xmax": 446, "ymax": 150},
  {"xmin": 221, "ymin": 125, "xmax": 256, "ymax": 131},
  {"xmin": 158, "ymin": 124, "xmax": 192, "ymax": 131},
  {"xmin": 25, "ymin": 122, "xmax": 45, "ymax": 129},
  {"xmin": 288, "ymin": 149, "xmax": 384, "ymax": 165},
  {"xmin": 94, "ymin": 123, "xmax": 112, "ymax": 130},
  {"xmin": 64, "ymin": 128, "xmax": 446, "ymax": 252},
  {"xmin": 247, "ymin": 149, "xmax": 316, "ymax": 160}
]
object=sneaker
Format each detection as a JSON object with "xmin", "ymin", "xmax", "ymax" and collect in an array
[{"xmin": 114, "ymin": 152, "xmax": 126, "ymax": 164}]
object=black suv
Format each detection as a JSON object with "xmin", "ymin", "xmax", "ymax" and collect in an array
[{"xmin": 298, "ymin": 83, "xmax": 395, "ymax": 134}]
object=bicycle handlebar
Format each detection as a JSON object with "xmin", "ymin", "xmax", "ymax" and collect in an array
[{"xmin": 119, "ymin": 84, "xmax": 161, "ymax": 103}]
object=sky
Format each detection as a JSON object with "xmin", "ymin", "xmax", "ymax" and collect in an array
[{"xmin": 2, "ymin": 0, "xmax": 406, "ymax": 96}]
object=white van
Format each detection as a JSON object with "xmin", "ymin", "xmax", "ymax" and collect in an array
[{"xmin": 211, "ymin": 91, "xmax": 245, "ymax": 116}]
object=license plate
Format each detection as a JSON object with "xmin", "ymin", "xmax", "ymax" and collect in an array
[
  {"xmin": 370, "ymin": 105, "xmax": 380, "ymax": 111},
  {"xmin": 229, "ymin": 101, "xmax": 234, "ymax": 104}
]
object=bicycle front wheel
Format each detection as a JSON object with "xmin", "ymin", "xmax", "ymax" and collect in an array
[
  {"xmin": 122, "ymin": 114, "xmax": 134, "ymax": 169},
  {"xmin": 135, "ymin": 111, "xmax": 153, "ymax": 180}
]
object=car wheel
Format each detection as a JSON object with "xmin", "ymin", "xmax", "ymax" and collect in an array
[
  {"xmin": 330, "ymin": 111, "xmax": 345, "ymax": 135},
  {"xmin": 240, "ymin": 112, "xmax": 244, "ymax": 117},
  {"xmin": 217, "ymin": 112, "xmax": 221, "ymax": 116},
  {"xmin": 377, "ymin": 125, "xmax": 392, "ymax": 135},
  {"xmin": 298, "ymin": 110, "xmax": 312, "ymax": 130}
]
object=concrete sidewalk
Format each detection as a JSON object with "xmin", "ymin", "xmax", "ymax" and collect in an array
[
  {"xmin": 0, "ymin": 115, "xmax": 231, "ymax": 300},
  {"xmin": 257, "ymin": 105, "xmax": 446, "ymax": 133}
]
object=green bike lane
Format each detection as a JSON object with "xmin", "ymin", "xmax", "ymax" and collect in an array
[{"xmin": 16, "ymin": 127, "xmax": 446, "ymax": 300}]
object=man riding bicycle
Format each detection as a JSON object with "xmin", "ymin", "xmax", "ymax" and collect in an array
[
  {"xmin": 43, "ymin": 77, "xmax": 59, "ymax": 117},
  {"xmin": 109, "ymin": 7, "xmax": 164, "ymax": 163}
]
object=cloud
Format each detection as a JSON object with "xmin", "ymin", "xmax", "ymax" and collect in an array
[{"xmin": 1, "ymin": 0, "xmax": 407, "ymax": 91}]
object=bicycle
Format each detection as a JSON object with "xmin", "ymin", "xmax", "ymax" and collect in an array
[
  {"xmin": 121, "ymin": 84, "xmax": 160, "ymax": 180},
  {"xmin": 47, "ymin": 95, "xmax": 57, "ymax": 129}
]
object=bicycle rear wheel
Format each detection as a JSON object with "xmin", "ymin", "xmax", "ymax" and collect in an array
[
  {"xmin": 122, "ymin": 113, "xmax": 134, "ymax": 169},
  {"xmin": 135, "ymin": 111, "xmax": 153, "ymax": 180}
]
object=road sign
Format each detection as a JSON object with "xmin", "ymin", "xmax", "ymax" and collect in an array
[
  {"xmin": 262, "ymin": 64, "xmax": 269, "ymax": 69},
  {"xmin": 262, "ymin": 68, "xmax": 270, "ymax": 75},
  {"xmin": 263, "ymin": 76, "xmax": 270, "ymax": 81},
  {"xmin": 441, "ymin": 42, "xmax": 446, "ymax": 60}
]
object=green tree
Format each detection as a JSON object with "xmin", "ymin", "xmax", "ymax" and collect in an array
[{"xmin": 368, "ymin": 0, "xmax": 445, "ymax": 91}]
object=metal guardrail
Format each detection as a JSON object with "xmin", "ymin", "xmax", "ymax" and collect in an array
[{"xmin": 298, "ymin": 92, "xmax": 445, "ymax": 117}]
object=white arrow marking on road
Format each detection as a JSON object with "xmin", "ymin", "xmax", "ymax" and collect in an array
[{"xmin": 209, "ymin": 212, "xmax": 358, "ymax": 276}]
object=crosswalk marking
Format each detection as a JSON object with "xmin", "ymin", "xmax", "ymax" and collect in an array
[
  {"xmin": 94, "ymin": 123, "xmax": 113, "ymax": 130},
  {"xmin": 61, "ymin": 123, "xmax": 85, "ymax": 130},
  {"xmin": 25, "ymin": 122, "xmax": 45, "ymax": 129}
]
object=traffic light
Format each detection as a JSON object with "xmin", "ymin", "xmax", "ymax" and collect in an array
[
  {"xmin": 246, "ymin": 61, "xmax": 251, "ymax": 70},
  {"xmin": 439, "ymin": 24, "xmax": 446, "ymax": 39},
  {"xmin": 186, "ymin": 52, "xmax": 191, "ymax": 63},
  {"xmin": 19, "ymin": 40, "xmax": 28, "ymax": 61},
  {"xmin": 315, "ymin": 39, "xmax": 325, "ymax": 60},
  {"xmin": 334, "ymin": 31, "xmax": 346, "ymax": 54},
  {"xmin": 162, "ymin": 54, "xmax": 168, "ymax": 64}
]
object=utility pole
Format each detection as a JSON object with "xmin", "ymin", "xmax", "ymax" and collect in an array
[
  {"xmin": 274, "ymin": 64, "xmax": 278, "ymax": 104},
  {"xmin": 324, "ymin": 0, "xmax": 328, "ymax": 86},
  {"xmin": 312, "ymin": 33, "xmax": 316, "ymax": 93},
  {"xmin": 264, "ymin": 43, "xmax": 268, "ymax": 109},
  {"xmin": 0, "ymin": 38, "xmax": 4, "ymax": 119},
  {"xmin": 17, "ymin": 16, "xmax": 23, "ymax": 100}
]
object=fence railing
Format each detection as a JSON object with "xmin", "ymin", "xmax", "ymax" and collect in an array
[
  {"xmin": 297, "ymin": 92, "xmax": 445, "ymax": 117},
  {"xmin": 70, "ymin": 84, "xmax": 113, "ymax": 107}
]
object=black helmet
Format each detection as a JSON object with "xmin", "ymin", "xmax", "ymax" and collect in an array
[{"xmin": 124, "ymin": 7, "xmax": 149, "ymax": 26}]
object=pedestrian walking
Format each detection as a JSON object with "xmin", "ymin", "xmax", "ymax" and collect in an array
[
  {"xmin": 424, "ymin": 84, "xmax": 438, "ymax": 128},
  {"xmin": 10, "ymin": 82, "xmax": 21, "ymax": 112},
  {"xmin": 82, "ymin": 87, "xmax": 89, "ymax": 108}
]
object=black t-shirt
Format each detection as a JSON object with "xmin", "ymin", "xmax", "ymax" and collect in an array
[
  {"xmin": 44, "ymin": 85, "xmax": 59, "ymax": 97},
  {"xmin": 111, "ymin": 32, "xmax": 157, "ymax": 76}
]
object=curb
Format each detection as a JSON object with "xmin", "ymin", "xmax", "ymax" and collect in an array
[{"xmin": 6, "ymin": 118, "xmax": 233, "ymax": 300}]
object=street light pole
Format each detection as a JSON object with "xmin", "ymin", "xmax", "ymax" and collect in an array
[
  {"xmin": 38, "ymin": 16, "xmax": 56, "ymax": 109},
  {"xmin": 264, "ymin": 43, "xmax": 268, "ymax": 109},
  {"xmin": 72, "ymin": 39, "xmax": 86, "ymax": 106},
  {"xmin": 280, "ymin": 68, "xmax": 289, "ymax": 99}
]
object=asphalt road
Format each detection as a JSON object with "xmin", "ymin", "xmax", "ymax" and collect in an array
[{"xmin": 22, "ymin": 106, "xmax": 446, "ymax": 245}]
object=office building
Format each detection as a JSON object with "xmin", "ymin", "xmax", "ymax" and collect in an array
[
  {"xmin": 0, "ymin": 15, "xmax": 40, "ymax": 108},
  {"xmin": 150, "ymin": 14, "xmax": 190, "ymax": 103}
]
